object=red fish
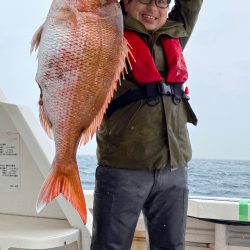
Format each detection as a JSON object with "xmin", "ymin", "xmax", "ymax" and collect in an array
[{"xmin": 31, "ymin": 0, "xmax": 129, "ymax": 224}]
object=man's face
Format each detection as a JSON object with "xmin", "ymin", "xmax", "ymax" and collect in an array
[{"xmin": 124, "ymin": 0, "xmax": 169, "ymax": 32}]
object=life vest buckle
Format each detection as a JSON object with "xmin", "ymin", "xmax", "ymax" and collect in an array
[{"xmin": 158, "ymin": 82, "xmax": 172, "ymax": 95}]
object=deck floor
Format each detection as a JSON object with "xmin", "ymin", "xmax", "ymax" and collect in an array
[
  {"xmin": 131, "ymin": 233, "xmax": 215, "ymax": 250},
  {"xmin": 131, "ymin": 231, "xmax": 146, "ymax": 250}
]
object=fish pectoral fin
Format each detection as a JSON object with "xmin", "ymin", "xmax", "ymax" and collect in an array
[
  {"xmin": 30, "ymin": 23, "xmax": 44, "ymax": 53},
  {"xmin": 36, "ymin": 162, "xmax": 87, "ymax": 224}
]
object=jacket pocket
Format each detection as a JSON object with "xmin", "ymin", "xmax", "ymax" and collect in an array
[
  {"xmin": 163, "ymin": 96, "xmax": 194, "ymax": 167},
  {"xmin": 183, "ymin": 99, "xmax": 198, "ymax": 126}
]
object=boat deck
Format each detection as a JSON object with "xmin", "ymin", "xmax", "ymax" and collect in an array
[
  {"xmin": 131, "ymin": 216, "xmax": 216, "ymax": 250},
  {"xmin": 0, "ymin": 93, "xmax": 249, "ymax": 250}
]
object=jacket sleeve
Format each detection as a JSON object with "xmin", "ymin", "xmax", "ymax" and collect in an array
[{"xmin": 168, "ymin": 0, "xmax": 203, "ymax": 48}]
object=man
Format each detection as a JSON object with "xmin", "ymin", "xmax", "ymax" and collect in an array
[{"xmin": 91, "ymin": 0, "xmax": 202, "ymax": 249}]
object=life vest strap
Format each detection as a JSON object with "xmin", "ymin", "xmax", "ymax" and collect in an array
[{"xmin": 105, "ymin": 83, "xmax": 187, "ymax": 118}]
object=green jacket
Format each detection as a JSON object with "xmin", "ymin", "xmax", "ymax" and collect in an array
[{"xmin": 96, "ymin": 0, "xmax": 203, "ymax": 170}]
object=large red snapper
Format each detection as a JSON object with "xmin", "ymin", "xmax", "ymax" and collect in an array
[{"xmin": 31, "ymin": 0, "xmax": 129, "ymax": 224}]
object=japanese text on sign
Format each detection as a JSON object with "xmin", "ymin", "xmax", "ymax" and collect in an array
[{"xmin": 0, "ymin": 132, "xmax": 20, "ymax": 191}]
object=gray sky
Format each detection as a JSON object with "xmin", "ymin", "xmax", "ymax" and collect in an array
[{"xmin": 0, "ymin": 0, "xmax": 250, "ymax": 160}]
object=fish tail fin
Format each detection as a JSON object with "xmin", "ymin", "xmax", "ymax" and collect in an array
[
  {"xmin": 36, "ymin": 161, "xmax": 87, "ymax": 224},
  {"xmin": 80, "ymin": 37, "xmax": 132, "ymax": 145},
  {"xmin": 30, "ymin": 23, "xmax": 44, "ymax": 53}
]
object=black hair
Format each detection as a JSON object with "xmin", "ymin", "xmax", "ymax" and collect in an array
[
  {"xmin": 120, "ymin": 0, "xmax": 171, "ymax": 15},
  {"xmin": 120, "ymin": 0, "xmax": 127, "ymax": 15}
]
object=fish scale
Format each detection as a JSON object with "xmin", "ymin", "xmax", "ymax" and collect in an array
[{"xmin": 31, "ymin": 0, "xmax": 129, "ymax": 224}]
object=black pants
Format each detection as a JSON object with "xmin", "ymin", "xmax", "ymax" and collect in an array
[{"xmin": 91, "ymin": 165, "xmax": 188, "ymax": 250}]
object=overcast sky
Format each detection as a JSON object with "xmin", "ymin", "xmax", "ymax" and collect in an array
[{"xmin": 0, "ymin": 0, "xmax": 250, "ymax": 160}]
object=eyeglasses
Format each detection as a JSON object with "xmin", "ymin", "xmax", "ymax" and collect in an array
[{"xmin": 137, "ymin": 0, "xmax": 170, "ymax": 9}]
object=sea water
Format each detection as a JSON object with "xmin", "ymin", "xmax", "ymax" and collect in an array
[{"xmin": 78, "ymin": 155, "xmax": 250, "ymax": 199}]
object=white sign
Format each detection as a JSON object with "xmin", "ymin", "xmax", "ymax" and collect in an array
[{"xmin": 0, "ymin": 132, "xmax": 20, "ymax": 191}]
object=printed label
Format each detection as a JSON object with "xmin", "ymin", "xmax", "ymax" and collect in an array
[{"xmin": 0, "ymin": 132, "xmax": 20, "ymax": 191}]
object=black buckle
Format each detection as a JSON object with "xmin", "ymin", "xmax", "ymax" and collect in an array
[
  {"xmin": 158, "ymin": 82, "xmax": 184, "ymax": 105},
  {"xmin": 158, "ymin": 82, "xmax": 172, "ymax": 95}
]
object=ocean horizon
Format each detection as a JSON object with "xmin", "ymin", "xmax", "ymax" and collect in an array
[{"xmin": 77, "ymin": 155, "xmax": 250, "ymax": 199}]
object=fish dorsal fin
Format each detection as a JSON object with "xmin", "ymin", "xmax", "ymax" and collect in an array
[{"xmin": 79, "ymin": 38, "xmax": 132, "ymax": 145}]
